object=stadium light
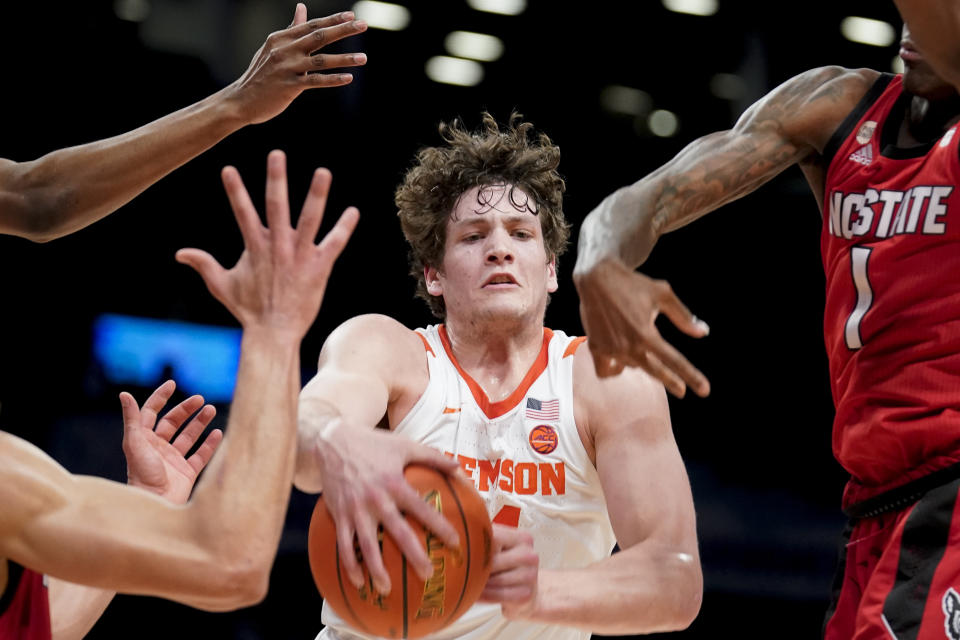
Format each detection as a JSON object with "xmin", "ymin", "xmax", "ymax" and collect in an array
[
  {"xmin": 444, "ymin": 31, "xmax": 504, "ymax": 62},
  {"xmin": 351, "ymin": 1, "xmax": 410, "ymax": 31},
  {"xmin": 841, "ymin": 16, "xmax": 896, "ymax": 47},
  {"xmin": 425, "ymin": 56, "xmax": 484, "ymax": 86}
]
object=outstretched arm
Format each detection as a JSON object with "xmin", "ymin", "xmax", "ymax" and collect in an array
[
  {"xmin": 573, "ymin": 66, "xmax": 875, "ymax": 395},
  {"xmin": 489, "ymin": 348, "xmax": 701, "ymax": 634},
  {"xmin": 0, "ymin": 151, "xmax": 357, "ymax": 610},
  {"xmin": 296, "ymin": 316, "xmax": 461, "ymax": 595},
  {"xmin": 48, "ymin": 383, "xmax": 221, "ymax": 639},
  {"xmin": 0, "ymin": 3, "xmax": 366, "ymax": 242}
]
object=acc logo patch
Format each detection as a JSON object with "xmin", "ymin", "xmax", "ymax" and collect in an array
[
  {"xmin": 528, "ymin": 425, "xmax": 558, "ymax": 454},
  {"xmin": 943, "ymin": 587, "xmax": 960, "ymax": 640},
  {"xmin": 856, "ymin": 120, "xmax": 877, "ymax": 145}
]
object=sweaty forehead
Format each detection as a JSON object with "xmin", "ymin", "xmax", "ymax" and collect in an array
[{"xmin": 449, "ymin": 184, "xmax": 539, "ymax": 223}]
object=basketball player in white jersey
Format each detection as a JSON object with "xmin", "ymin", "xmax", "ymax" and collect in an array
[{"xmin": 295, "ymin": 114, "xmax": 702, "ymax": 639}]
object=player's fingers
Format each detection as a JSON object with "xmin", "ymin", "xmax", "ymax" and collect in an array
[
  {"xmin": 643, "ymin": 334, "xmax": 711, "ymax": 398},
  {"xmin": 155, "ymin": 394, "xmax": 204, "ymax": 440},
  {"xmin": 659, "ymin": 289, "xmax": 710, "ymax": 339},
  {"xmin": 294, "ymin": 51, "xmax": 367, "ymax": 74},
  {"xmin": 378, "ymin": 503, "xmax": 433, "ymax": 581},
  {"xmin": 316, "ymin": 208, "xmax": 359, "ymax": 268},
  {"xmin": 221, "ymin": 166, "xmax": 265, "ymax": 250},
  {"xmin": 354, "ymin": 514, "xmax": 391, "ymax": 594},
  {"xmin": 395, "ymin": 481, "xmax": 460, "ymax": 551},
  {"xmin": 292, "ymin": 18, "xmax": 367, "ymax": 53},
  {"xmin": 283, "ymin": 11, "xmax": 356, "ymax": 40},
  {"xmin": 290, "ymin": 2, "xmax": 306, "ymax": 27},
  {"xmin": 119, "ymin": 391, "xmax": 142, "ymax": 434},
  {"xmin": 171, "ymin": 403, "xmax": 217, "ymax": 454},
  {"xmin": 588, "ymin": 344, "xmax": 625, "ymax": 378},
  {"xmin": 186, "ymin": 427, "xmax": 223, "ymax": 474},
  {"xmin": 638, "ymin": 351, "xmax": 687, "ymax": 399},
  {"xmin": 296, "ymin": 168, "xmax": 331, "ymax": 246},
  {"xmin": 264, "ymin": 150, "xmax": 292, "ymax": 236},
  {"xmin": 175, "ymin": 249, "xmax": 230, "ymax": 303},
  {"xmin": 302, "ymin": 72, "xmax": 355, "ymax": 89},
  {"xmin": 334, "ymin": 519, "xmax": 364, "ymax": 589},
  {"xmin": 403, "ymin": 444, "xmax": 461, "ymax": 474},
  {"xmin": 139, "ymin": 380, "xmax": 177, "ymax": 430}
]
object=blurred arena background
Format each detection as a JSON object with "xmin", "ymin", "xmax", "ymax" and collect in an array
[{"xmin": 0, "ymin": 0, "xmax": 908, "ymax": 637}]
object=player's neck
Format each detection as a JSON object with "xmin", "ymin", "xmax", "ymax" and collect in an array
[
  {"xmin": 442, "ymin": 317, "xmax": 545, "ymax": 401},
  {"xmin": 905, "ymin": 94, "xmax": 960, "ymax": 143}
]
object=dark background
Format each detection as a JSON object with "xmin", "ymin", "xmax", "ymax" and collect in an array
[{"xmin": 0, "ymin": 0, "xmax": 907, "ymax": 637}]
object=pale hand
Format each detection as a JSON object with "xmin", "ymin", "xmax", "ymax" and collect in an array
[
  {"xmin": 225, "ymin": 3, "xmax": 368, "ymax": 125},
  {"xmin": 480, "ymin": 524, "xmax": 539, "ymax": 619},
  {"xmin": 120, "ymin": 380, "xmax": 223, "ymax": 504},
  {"xmin": 175, "ymin": 150, "xmax": 358, "ymax": 339},
  {"xmin": 316, "ymin": 424, "xmax": 461, "ymax": 594},
  {"xmin": 574, "ymin": 259, "xmax": 711, "ymax": 398}
]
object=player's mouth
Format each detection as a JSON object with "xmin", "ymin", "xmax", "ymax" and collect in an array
[
  {"xmin": 482, "ymin": 273, "xmax": 519, "ymax": 289},
  {"xmin": 900, "ymin": 39, "xmax": 923, "ymax": 64}
]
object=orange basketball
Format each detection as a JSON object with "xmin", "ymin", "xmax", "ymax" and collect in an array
[{"xmin": 308, "ymin": 464, "xmax": 493, "ymax": 639}]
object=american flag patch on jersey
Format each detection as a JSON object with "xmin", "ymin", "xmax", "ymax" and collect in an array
[{"xmin": 526, "ymin": 397, "xmax": 559, "ymax": 420}]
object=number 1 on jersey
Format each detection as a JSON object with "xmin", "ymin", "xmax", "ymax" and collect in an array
[
  {"xmin": 493, "ymin": 505, "xmax": 521, "ymax": 528},
  {"xmin": 845, "ymin": 246, "xmax": 874, "ymax": 350}
]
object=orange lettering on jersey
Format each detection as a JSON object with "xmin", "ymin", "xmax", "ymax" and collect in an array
[
  {"xmin": 478, "ymin": 458, "xmax": 501, "ymax": 491},
  {"xmin": 540, "ymin": 462, "xmax": 565, "ymax": 495},
  {"xmin": 445, "ymin": 452, "xmax": 566, "ymax": 496},
  {"xmin": 499, "ymin": 459, "xmax": 514, "ymax": 492},
  {"xmin": 457, "ymin": 454, "xmax": 477, "ymax": 477}
]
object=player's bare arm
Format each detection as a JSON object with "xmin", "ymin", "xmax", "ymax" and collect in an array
[
  {"xmin": 485, "ymin": 345, "xmax": 701, "ymax": 633},
  {"xmin": 573, "ymin": 66, "xmax": 878, "ymax": 396},
  {"xmin": 296, "ymin": 314, "xmax": 461, "ymax": 595},
  {"xmin": 0, "ymin": 151, "xmax": 357, "ymax": 611},
  {"xmin": 893, "ymin": 0, "xmax": 960, "ymax": 91},
  {"xmin": 0, "ymin": 3, "xmax": 366, "ymax": 242},
  {"xmin": 47, "ymin": 382, "xmax": 221, "ymax": 640}
]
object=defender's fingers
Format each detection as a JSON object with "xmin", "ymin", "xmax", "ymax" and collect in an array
[
  {"xmin": 589, "ymin": 346, "xmax": 625, "ymax": 378},
  {"xmin": 335, "ymin": 519, "xmax": 365, "ymax": 590},
  {"xmin": 221, "ymin": 167, "xmax": 264, "ymax": 249},
  {"xmin": 659, "ymin": 292, "xmax": 710, "ymax": 339},
  {"xmin": 316, "ymin": 207, "xmax": 359, "ymax": 264},
  {"xmin": 301, "ymin": 72, "xmax": 355, "ymax": 88},
  {"xmin": 637, "ymin": 351, "xmax": 687, "ymax": 399},
  {"xmin": 264, "ymin": 150, "xmax": 292, "ymax": 234},
  {"xmin": 186, "ymin": 428, "xmax": 223, "ymax": 474},
  {"xmin": 292, "ymin": 19, "xmax": 367, "ymax": 53},
  {"xmin": 296, "ymin": 168, "xmax": 332, "ymax": 245},
  {"xmin": 283, "ymin": 11, "xmax": 355, "ymax": 40},
  {"xmin": 644, "ymin": 336, "xmax": 711, "ymax": 398},
  {"xmin": 290, "ymin": 2, "xmax": 307, "ymax": 27},
  {"xmin": 154, "ymin": 394, "xmax": 205, "ymax": 440},
  {"xmin": 119, "ymin": 392, "xmax": 142, "ymax": 431},
  {"xmin": 171, "ymin": 404, "xmax": 217, "ymax": 454},
  {"xmin": 354, "ymin": 515, "xmax": 391, "ymax": 595},
  {"xmin": 379, "ymin": 503, "xmax": 433, "ymax": 581},
  {"xmin": 294, "ymin": 51, "xmax": 367, "ymax": 74},
  {"xmin": 175, "ymin": 249, "xmax": 230, "ymax": 303},
  {"xmin": 139, "ymin": 380, "xmax": 177, "ymax": 429}
]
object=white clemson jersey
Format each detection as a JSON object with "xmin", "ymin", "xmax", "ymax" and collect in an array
[{"xmin": 318, "ymin": 325, "xmax": 616, "ymax": 640}]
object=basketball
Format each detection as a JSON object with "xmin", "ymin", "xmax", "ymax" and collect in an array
[{"xmin": 307, "ymin": 464, "xmax": 493, "ymax": 639}]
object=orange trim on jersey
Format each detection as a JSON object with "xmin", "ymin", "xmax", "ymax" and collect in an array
[
  {"xmin": 415, "ymin": 331, "xmax": 436, "ymax": 357},
  {"xmin": 437, "ymin": 324, "xmax": 553, "ymax": 419},
  {"xmin": 563, "ymin": 336, "xmax": 586, "ymax": 358},
  {"xmin": 442, "ymin": 407, "xmax": 461, "ymax": 414}
]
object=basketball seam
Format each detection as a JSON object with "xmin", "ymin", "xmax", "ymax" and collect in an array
[{"xmin": 442, "ymin": 475, "xmax": 472, "ymax": 623}]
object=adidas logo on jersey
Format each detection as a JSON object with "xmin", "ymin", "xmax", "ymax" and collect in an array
[{"xmin": 849, "ymin": 145, "xmax": 873, "ymax": 166}]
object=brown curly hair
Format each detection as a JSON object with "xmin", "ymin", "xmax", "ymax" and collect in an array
[{"xmin": 396, "ymin": 113, "xmax": 570, "ymax": 318}]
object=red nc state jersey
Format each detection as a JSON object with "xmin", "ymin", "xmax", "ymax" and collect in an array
[
  {"xmin": 822, "ymin": 73, "xmax": 960, "ymax": 507},
  {"xmin": 0, "ymin": 563, "xmax": 51, "ymax": 640}
]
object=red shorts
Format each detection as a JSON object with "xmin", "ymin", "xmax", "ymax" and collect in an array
[{"xmin": 823, "ymin": 477, "xmax": 960, "ymax": 640}]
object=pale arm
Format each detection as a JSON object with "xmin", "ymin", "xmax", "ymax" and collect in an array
[
  {"xmin": 498, "ymin": 348, "xmax": 701, "ymax": 634},
  {"xmin": 0, "ymin": 4, "xmax": 367, "ymax": 242},
  {"xmin": 573, "ymin": 66, "xmax": 875, "ymax": 395},
  {"xmin": 0, "ymin": 151, "xmax": 358, "ymax": 611},
  {"xmin": 296, "ymin": 315, "xmax": 460, "ymax": 594},
  {"xmin": 48, "ymin": 383, "xmax": 222, "ymax": 639}
]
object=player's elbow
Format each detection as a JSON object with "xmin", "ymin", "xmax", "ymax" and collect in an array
[
  {"xmin": 200, "ymin": 555, "xmax": 272, "ymax": 610},
  {"xmin": 656, "ymin": 550, "xmax": 703, "ymax": 631}
]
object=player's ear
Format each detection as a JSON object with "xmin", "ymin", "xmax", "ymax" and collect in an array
[
  {"xmin": 425, "ymin": 265, "xmax": 443, "ymax": 296},
  {"xmin": 546, "ymin": 257, "xmax": 558, "ymax": 293}
]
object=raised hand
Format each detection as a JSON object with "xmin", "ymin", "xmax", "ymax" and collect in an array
[
  {"xmin": 574, "ymin": 259, "xmax": 711, "ymax": 398},
  {"xmin": 175, "ymin": 150, "xmax": 358, "ymax": 338},
  {"xmin": 225, "ymin": 4, "xmax": 368, "ymax": 125},
  {"xmin": 119, "ymin": 380, "xmax": 222, "ymax": 504}
]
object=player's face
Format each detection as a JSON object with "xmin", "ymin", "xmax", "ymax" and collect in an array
[
  {"xmin": 426, "ymin": 184, "xmax": 558, "ymax": 327},
  {"xmin": 901, "ymin": 24, "xmax": 956, "ymax": 99}
]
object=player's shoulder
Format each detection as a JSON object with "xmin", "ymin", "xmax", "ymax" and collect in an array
[{"xmin": 319, "ymin": 314, "xmax": 426, "ymax": 369}]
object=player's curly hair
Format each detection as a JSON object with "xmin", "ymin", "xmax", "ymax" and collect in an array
[{"xmin": 395, "ymin": 112, "xmax": 570, "ymax": 318}]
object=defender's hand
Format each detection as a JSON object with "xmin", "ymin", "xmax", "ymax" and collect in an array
[
  {"xmin": 120, "ymin": 380, "xmax": 222, "ymax": 504},
  {"xmin": 575, "ymin": 259, "xmax": 710, "ymax": 398},
  {"xmin": 480, "ymin": 524, "xmax": 539, "ymax": 618},
  {"xmin": 225, "ymin": 4, "xmax": 368, "ymax": 125}
]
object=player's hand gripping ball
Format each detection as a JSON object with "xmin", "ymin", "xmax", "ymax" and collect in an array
[{"xmin": 308, "ymin": 464, "xmax": 493, "ymax": 639}]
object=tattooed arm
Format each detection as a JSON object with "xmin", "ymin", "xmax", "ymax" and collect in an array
[{"xmin": 573, "ymin": 66, "xmax": 877, "ymax": 395}]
